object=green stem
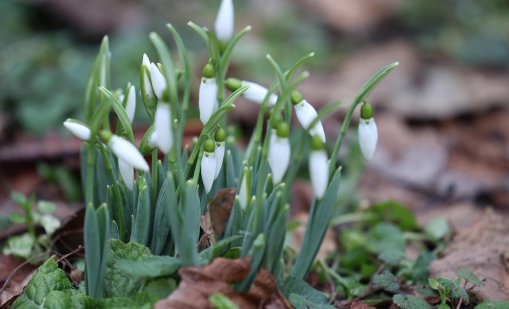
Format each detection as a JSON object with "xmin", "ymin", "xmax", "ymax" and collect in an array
[
  {"xmin": 151, "ymin": 149, "xmax": 159, "ymax": 204},
  {"xmin": 99, "ymin": 146, "xmax": 125, "ymax": 241},
  {"xmin": 86, "ymin": 141, "xmax": 96, "ymax": 207}
]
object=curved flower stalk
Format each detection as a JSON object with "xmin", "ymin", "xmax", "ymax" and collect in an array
[
  {"xmin": 214, "ymin": 128, "xmax": 226, "ymax": 179},
  {"xmin": 63, "ymin": 119, "xmax": 91, "ymax": 141},
  {"xmin": 199, "ymin": 64, "xmax": 218, "ymax": 125},
  {"xmin": 154, "ymin": 102, "xmax": 173, "ymax": 154},
  {"xmin": 291, "ymin": 91, "xmax": 326, "ymax": 143},
  {"xmin": 268, "ymin": 122, "xmax": 290, "ymax": 184},
  {"xmin": 99, "ymin": 131, "xmax": 149, "ymax": 172},
  {"xmin": 309, "ymin": 136, "xmax": 328, "ymax": 199},
  {"xmin": 358, "ymin": 102, "xmax": 378, "ymax": 160},
  {"xmin": 226, "ymin": 78, "xmax": 278, "ymax": 106},
  {"xmin": 214, "ymin": 0, "xmax": 234, "ymax": 42},
  {"xmin": 201, "ymin": 139, "xmax": 216, "ymax": 193}
]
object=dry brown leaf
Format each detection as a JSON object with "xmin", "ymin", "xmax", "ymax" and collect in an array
[
  {"xmin": 430, "ymin": 208, "xmax": 509, "ymax": 301},
  {"xmin": 209, "ymin": 188, "xmax": 235, "ymax": 238},
  {"xmin": 0, "ymin": 255, "xmax": 37, "ymax": 307},
  {"xmin": 155, "ymin": 257, "xmax": 292, "ymax": 309}
]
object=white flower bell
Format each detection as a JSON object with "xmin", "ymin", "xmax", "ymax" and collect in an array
[
  {"xmin": 201, "ymin": 139, "xmax": 217, "ymax": 193},
  {"xmin": 268, "ymin": 122, "xmax": 291, "ymax": 184},
  {"xmin": 125, "ymin": 85, "xmax": 136, "ymax": 124},
  {"xmin": 292, "ymin": 91, "xmax": 326, "ymax": 143},
  {"xmin": 149, "ymin": 63, "xmax": 167, "ymax": 100},
  {"xmin": 358, "ymin": 103, "xmax": 378, "ymax": 160},
  {"xmin": 63, "ymin": 119, "xmax": 91, "ymax": 141},
  {"xmin": 309, "ymin": 136, "xmax": 328, "ymax": 199},
  {"xmin": 100, "ymin": 131, "xmax": 149, "ymax": 172},
  {"xmin": 199, "ymin": 64, "xmax": 218, "ymax": 125},
  {"xmin": 154, "ymin": 102, "xmax": 173, "ymax": 154},
  {"xmin": 118, "ymin": 158, "xmax": 134, "ymax": 190},
  {"xmin": 214, "ymin": 0, "xmax": 234, "ymax": 42},
  {"xmin": 225, "ymin": 78, "xmax": 278, "ymax": 106},
  {"xmin": 214, "ymin": 128, "xmax": 226, "ymax": 179},
  {"xmin": 141, "ymin": 54, "xmax": 153, "ymax": 100}
]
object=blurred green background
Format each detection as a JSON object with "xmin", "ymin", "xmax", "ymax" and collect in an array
[{"xmin": 0, "ymin": 0, "xmax": 508, "ymax": 136}]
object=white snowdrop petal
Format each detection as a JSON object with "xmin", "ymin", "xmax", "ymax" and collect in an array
[
  {"xmin": 241, "ymin": 81, "xmax": 277, "ymax": 106},
  {"xmin": 309, "ymin": 150, "xmax": 328, "ymax": 199},
  {"xmin": 142, "ymin": 56, "xmax": 153, "ymax": 100},
  {"xmin": 63, "ymin": 120, "xmax": 91, "ymax": 141},
  {"xmin": 125, "ymin": 85, "xmax": 136, "ymax": 124},
  {"xmin": 358, "ymin": 118, "xmax": 378, "ymax": 160},
  {"xmin": 199, "ymin": 78, "xmax": 219, "ymax": 125},
  {"xmin": 214, "ymin": 0, "xmax": 234, "ymax": 42},
  {"xmin": 295, "ymin": 100, "xmax": 326, "ymax": 142},
  {"xmin": 239, "ymin": 175, "xmax": 248, "ymax": 210},
  {"xmin": 155, "ymin": 103, "xmax": 173, "ymax": 154},
  {"xmin": 109, "ymin": 135, "xmax": 149, "ymax": 171},
  {"xmin": 150, "ymin": 63, "xmax": 167, "ymax": 99},
  {"xmin": 214, "ymin": 142, "xmax": 225, "ymax": 179},
  {"xmin": 201, "ymin": 152, "xmax": 216, "ymax": 193},
  {"xmin": 148, "ymin": 130, "xmax": 158, "ymax": 147},
  {"xmin": 268, "ymin": 137, "xmax": 290, "ymax": 184},
  {"xmin": 118, "ymin": 158, "xmax": 134, "ymax": 190}
]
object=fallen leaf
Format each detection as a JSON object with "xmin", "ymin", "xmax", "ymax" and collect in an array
[
  {"xmin": 0, "ymin": 255, "xmax": 37, "ymax": 307},
  {"xmin": 430, "ymin": 208, "xmax": 509, "ymax": 301},
  {"xmin": 155, "ymin": 257, "xmax": 292, "ymax": 309},
  {"xmin": 209, "ymin": 188, "xmax": 235, "ymax": 239}
]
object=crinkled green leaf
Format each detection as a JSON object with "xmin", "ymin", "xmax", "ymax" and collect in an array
[
  {"xmin": 373, "ymin": 270, "xmax": 400, "ymax": 293},
  {"xmin": 393, "ymin": 294, "xmax": 431, "ymax": 309},
  {"xmin": 455, "ymin": 268, "xmax": 482, "ymax": 287},
  {"xmin": 116, "ymin": 255, "xmax": 180, "ymax": 279},
  {"xmin": 425, "ymin": 218, "xmax": 450, "ymax": 241},
  {"xmin": 40, "ymin": 214, "xmax": 60, "ymax": 235},
  {"xmin": 104, "ymin": 239, "xmax": 152, "ymax": 298},
  {"xmin": 141, "ymin": 278, "xmax": 177, "ymax": 301},
  {"xmin": 12, "ymin": 257, "xmax": 73, "ymax": 308},
  {"xmin": 368, "ymin": 201, "xmax": 418, "ymax": 231},
  {"xmin": 282, "ymin": 276, "xmax": 334, "ymax": 309},
  {"xmin": 438, "ymin": 278, "xmax": 469, "ymax": 305},
  {"xmin": 3, "ymin": 233, "xmax": 34, "ymax": 259},
  {"xmin": 379, "ymin": 249, "xmax": 404, "ymax": 266},
  {"xmin": 367, "ymin": 223, "xmax": 405, "ymax": 254}
]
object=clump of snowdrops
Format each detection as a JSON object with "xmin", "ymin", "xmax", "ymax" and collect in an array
[{"xmin": 64, "ymin": 0, "xmax": 397, "ymax": 298}]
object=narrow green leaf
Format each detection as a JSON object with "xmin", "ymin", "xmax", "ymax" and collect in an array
[{"xmin": 151, "ymin": 173, "xmax": 176, "ymax": 255}]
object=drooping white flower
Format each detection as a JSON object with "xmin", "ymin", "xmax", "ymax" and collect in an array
[
  {"xmin": 213, "ymin": 128, "xmax": 227, "ymax": 179},
  {"xmin": 148, "ymin": 130, "xmax": 158, "ymax": 148},
  {"xmin": 292, "ymin": 91, "xmax": 326, "ymax": 142},
  {"xmin": 103, "ymin": 133, "xmax": 149, "ymax": 172},
  {"xmin": 201, "ymin": 139, "xmax": 216, "ymax": 193},
  {"xmin": 125, "ymin": 85, "xmax": 136, "ymax": 124},
  {"xmin": 268, "ymin": 123, "xmax": 290, "ymax": 184},
  {"xmin": 214, "ymin": 0, "xmax": 234, "ymax": 42},
  {"xmin": 309, "ymin": 136, "xmax": 328, "ymax": 199},
  {"xmin": 199, "ymin": 73, "xmax": 218, "ymax": 124},
  {"xmin": 150, "ymin": 63, "xmax": 167, "ymax": 100},
  {"xmin": 154, "ymin": 102, "xmax": 173, "ymax": 154},
  {"xmin": 141, "ymin": 54, "xmax": 153, "ymax": 99},
  {"xmin": 358, "ymin": 103, "xmax": 378, "ymax": 160},
  {"xmin": 63, "ymin": 119, "xmax": 91, "ymax": 141},
  {"xmin": 118, "ymin": 158, "xmax": 134, "ymax": 190},
  {"xmin": 241, "ymin": 81, "xmax": 278, "ymax": 106}
]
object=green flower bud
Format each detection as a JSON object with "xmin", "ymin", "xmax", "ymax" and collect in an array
[
  {"xmin": 204, "ymin": 138, "xmax": 215, "ymax": 153},
  {"xmin": 276, "ymin": 122, "xmax": 289, "ymax": 138},
  {"xmin": 99, "ymin": 130, "xmax": 113, "ymax": 143},
  {"xmin": 291, "ymin": 91, "xmax": 304, "ymax": 105},
  {"xmin": 202, "ymin": 63, "xmax": 215, "ymax": 78},
  {"xmin": 225, "ymin": 78, "xmax": 242, "ymax": 92},
  {"xmin": 360, "ymin": 103, "xmax": 374, "ymax": 120},
  {"xmin": 271, "ymin": 114, "xmax": 283, "ymax": 129},
  {"xmin": 215, "ymin": 128, "xmax": 226, "ymax": 143},
  {"xmin": 310, "ymin": 135, "xmax": 325, "ymax": 151}
]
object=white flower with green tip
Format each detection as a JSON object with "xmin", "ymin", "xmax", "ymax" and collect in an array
[
  {"xmin": 292, "ymin": 91, "xmax": 326, "ymax": 143},
  {"xmin": 201, "ymin": 139, "xmax": 217, "ymax": 193},
  {"xmin": 63, "ymin": 119, "xmax": 91, "ymax": 141},
  {"xmin": 199, "ymin": 64, "xmax": 218, "ymax": 125},
  {"xmin": 358, "ymin": 103, "xmax": 378, "ymax": 160},
  {"xmin": 268, "ymin": 122, "xmax": 291, "ymax": 184},
  {"xmin": 309, "ymin": 136, "xmax": 328, "ymax": 199},
  {"xmin": 214, "ymin": 128, "xmax": 226, "ymax": 179}
]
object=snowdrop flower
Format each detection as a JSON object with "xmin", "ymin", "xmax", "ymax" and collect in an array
[
  {"xmin": 124, "ymin": 85, "xmax": 136, "ymax": 124},
  {"xmin": 268, "ymin": 122, "xmax": 291, "ymax": 184},
  {"xmin": 63, "ymin": 119, "xmax": 91, "ymax": 141},
  {"xmin": 199, "ymin": 64, "xmax": 218, "ymax": 125},
  {"xmin": 292, "ymin": 91, "xmax": 326, "ymax": 143},
  {"xmin": 149, "ymin": 63, "xmax": 167, "ymax": 100},
  {"xmin": 118, "ymin": 158, "xmax": 134, "ymax": 190},
  {"xmin": 225, "ymin": 78, "xmax": 278, "ymax": 106},
  {"xmin": 309, "ymin": 136, "xmax": 328, "ymax": 199},
  {"xmin": 214, "ymin": 128, "xmax": 226, "ymax": 179},
  {"xmin": 201, "ymin": 139, "xmax": 216, "ymax": 193},
  {"xmin": 214, "ymin": 0, "xmax": 234, "ymax": 42},
  {"xmin": 154, "ymin": 102, "xmax": 173, "ymax": 154},
  {"xmin": 148, "ymin": 130, "xmax": 158, "ymax": 148},
  {"xmin": 141, "ymin": 54, "xmax": 154, "ymax": 100},
  {"xmin": 100, "ymin": 131, "xmax": 149, "ymax": 172},
  {"xmin": 358, "ymin": 103, "xmax": 378, "ymax": 160},
  {"xmin": 238, "ymin": 167, "xmax": 250, "ymax": 210}
]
